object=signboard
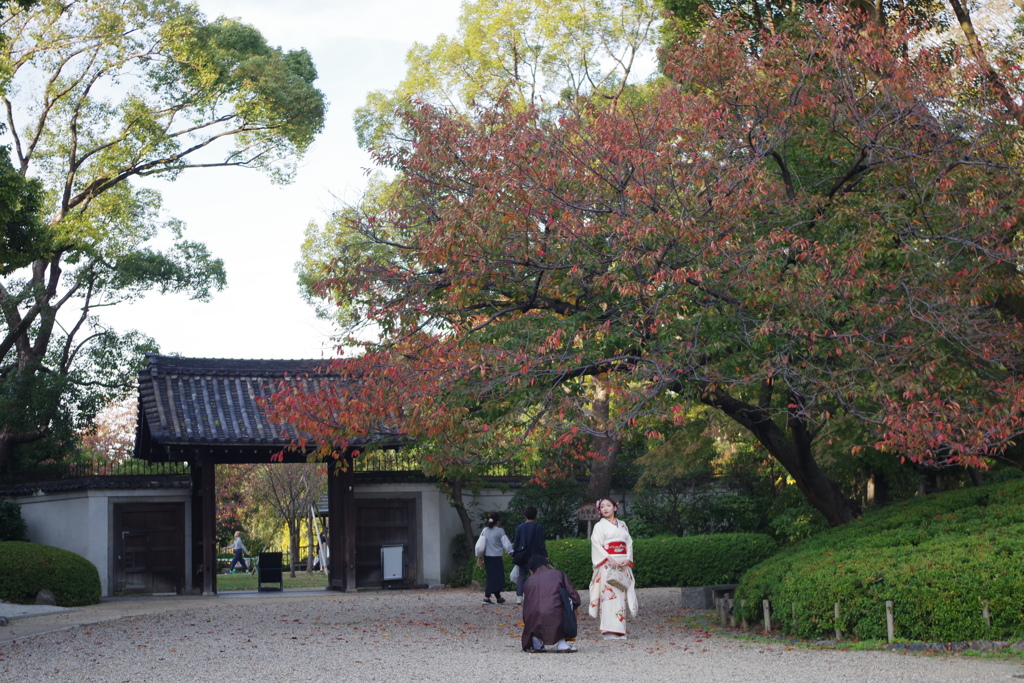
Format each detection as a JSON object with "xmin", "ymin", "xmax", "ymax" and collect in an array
[
  {"xmin": 578, "ymin": 504, "xmax": 601, "ymax": 522},
  {"xmin": 381, "ymin": 545, "xmax": 404, "ymax": 580}
]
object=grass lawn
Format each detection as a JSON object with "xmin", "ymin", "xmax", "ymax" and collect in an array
[{"xmin": 217, "ymin": 569, "xmax": 330, "ymax": 591}]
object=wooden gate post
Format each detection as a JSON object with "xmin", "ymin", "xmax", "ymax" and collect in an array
[
  {"xmin": 326, "ymin": 458, "xmax": 345, "ymax": 591},
  {"xmin": 326, "ymin": 453, "xmax": 359, "ymax": 592},
  {"xmin": 342, "ymin": 452, "xmax": 358, "ymax": 592},
  {"xmin": 200, "ymin": 454, "xmax": 217, "ymax": 596}
]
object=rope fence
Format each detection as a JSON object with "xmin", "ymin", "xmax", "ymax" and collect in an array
[{"xmin": 715, "ymin": 597, "xmax": 999, "ymax": 644}]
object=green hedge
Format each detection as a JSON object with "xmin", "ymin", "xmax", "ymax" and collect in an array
[
  {"xmin": 0, "ymin": 541, "xmax": 101, "ymax": 606},
  {"xmin": 735, "ymin": 480, "xmax": 1024, "ymax": 642},
  {"xmin": 462, "ymin": 533, "xmax": 777, "ymax": 592}
]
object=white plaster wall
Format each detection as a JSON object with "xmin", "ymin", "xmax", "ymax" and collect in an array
[
  {"xmin": 12, "ymin": 488, "xmax": 190, "ymax": 597},
  {"xmin": 352, "ymin": 482, "xmax": 516, "ymax": 587},
  {"xmin": 419, "ymin": 487, "xmax": 446, "ymax": 586},
  {"xmin": 16, "ymin": 490, "xmax": 110, "ymax": 594}
]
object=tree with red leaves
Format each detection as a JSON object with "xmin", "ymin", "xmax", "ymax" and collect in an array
[{"xmin": 276, "ymin": 7, "xmax": 1024, "ymax": 526}]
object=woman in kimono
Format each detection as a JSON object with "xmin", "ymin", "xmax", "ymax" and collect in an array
[
  {"xmin": 588, "ymin": 498, "xmax": 638, "ymax": 639},
  {"xmin": 476, "ymin": 513, "xmax": 514, "ymax": 604}
]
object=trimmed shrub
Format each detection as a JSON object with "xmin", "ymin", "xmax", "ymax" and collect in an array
[
  {"xmin": 631, "ymin": 534, "xmax": 778, "ymax": 588},
  {"xmin": 0, "ymin": 499, "xmax": 28, "ymax": 541},
  {"xmin": 461, "ymin": 533, "xmax": 776, "ymax": 592},
  {"xmin": 734, "ymin": 479, "xmax": 1024, "ymax": 642},
  {"xmin": 0, "ymin": 541, "xmax": 101, "ymax": 606}
]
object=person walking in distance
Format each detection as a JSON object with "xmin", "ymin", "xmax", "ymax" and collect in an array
[
  {"xmin": 224, "ymin": 530, "xmax": 249, "ymax": 574},
  {"xmin": 476, "ymin": 512, "xmax": 514, "ymax": 604},
  {"xmin": 512, "ymin": 506, "xmax": 547, "ymax": 605}
]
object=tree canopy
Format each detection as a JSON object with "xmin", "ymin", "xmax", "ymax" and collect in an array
[
  {"xmin": 352, "ymin": 0, "xmax": 662, "ymax": 152},
  {"xmin": 0, "ymin": 0, "xmax": 326, "ymax": 472},
  {"xmin": 299, "ymin": 0, "xmax": 665, "ymax": 504},
  {"xmin": 278, "ymin": 3, "xmax": 1024, "ymax": 527}
]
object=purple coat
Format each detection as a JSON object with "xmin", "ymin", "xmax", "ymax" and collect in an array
[{"xmin": 521, "ymin": 565, "xmax": 581, "ymax": 650}]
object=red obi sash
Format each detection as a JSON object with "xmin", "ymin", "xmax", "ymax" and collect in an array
[{"xmin": 605, "ymin": 541, "xmax": 627, "ymax": 555}]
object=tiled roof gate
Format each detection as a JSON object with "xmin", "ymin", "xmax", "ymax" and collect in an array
[
  {"xmin": 132, "ymin": 353, "xmax": 385, "ymax": 595},
  {"xmin": 134, "ymin": 353, "xmax": 398, "ymax": 463}
]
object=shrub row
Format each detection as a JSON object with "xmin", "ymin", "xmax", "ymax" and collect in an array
[
  {"xmin": 463, "ymin": 532, "xmax": 777, "ymax": 592},
  {"xmin": 0, "ymin": 541, "xmax": 101, "ymax": 606},
  {"xmin": 735, "ymin": 479, "xmax": 1024, "ymax": 642}
]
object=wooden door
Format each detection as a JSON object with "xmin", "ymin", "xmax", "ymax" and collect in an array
[
  {"xmin": 355, "ymin": 499, "xmax": 415, "ymax": 587},
  {"xmin": 113, "ymin": 503, "xmax": 185, "ymax": 594}
]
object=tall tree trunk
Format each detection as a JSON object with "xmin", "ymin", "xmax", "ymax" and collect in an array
[
  {"xmin": 0, "ymin": 426, "xmax": 48, "ymax": 473},
  {"xmin": 0, "ymin": 433, "xmax": 14, "ymax": 473},
  {"xmin": 305, "ymin": 518, "xmax": 315, "ymax": 573},
  {"xmin": 586, "ymin": 375, "xmax": 621, "ymax": 501},
  {"xmin": 968, "ymin": 466, "xmax": 983, "ymax": 487},
  {"xmin": 846, "ymin": 0, "xmax": 884, "ymax": 27},
  {"xmin": 444, "ymin": 480, "xmax": 477, "ymax": 559},
  {"xmin": 948, "ymin": 0, "xmax": 1024, "ymax": 124},
  {"xmin": 289, "ymin": 521, "xmax": 300, "ymax": 578},
  {"xmin": 702, "ymin": 387, "xmax": 860, "ymax": 526},
  {"xmin": 867, "ymin": 471, "xmax": 890, "ymax": 506}
]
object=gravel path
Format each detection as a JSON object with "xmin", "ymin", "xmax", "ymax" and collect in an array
[{"xmin": 1, "ymin": 587, "xmax": 1020, "ymax": 682}]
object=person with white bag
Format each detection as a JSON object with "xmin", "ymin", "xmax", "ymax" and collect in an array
[
  {"xmin": 475, "ymin": 512, "xmax": 514, "ymax": 604},
  {"xmin": 588, "ymin": 498, "xmax": 638, "ymax": 639}
]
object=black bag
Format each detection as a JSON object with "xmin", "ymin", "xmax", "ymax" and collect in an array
[
  {"xmin": 513, "ymin": 547, "xmax": 530, "ymax": 566},
  {"xmin": 558, "ymin": 585, "xmax": 578, "ymax": 639}
]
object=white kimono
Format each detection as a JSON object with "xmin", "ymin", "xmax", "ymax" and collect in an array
[{"xmin": 588, "ymin": 517, "xmax": 639, "ymax": 634}]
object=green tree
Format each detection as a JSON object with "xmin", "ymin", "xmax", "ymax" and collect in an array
[
  {"xmin": 659, "ymin": 0, "xmax": 949, "ymax": 37},
  {"xmin": 0, "ymin": 147, "xmax": 45, "ymax": 275},
  {"xmin": 353, "ymin": 0, "xmax": 661, "ymax": 152},
  {"xmin": 0, "ymin": 0, "xmax": 326, "ymax": 471},
  {"xmin": 244, "ymin": 463, "xmax": 325, "ymax": 576}
]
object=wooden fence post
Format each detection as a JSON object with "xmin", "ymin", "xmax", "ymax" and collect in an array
[
  {"xmin": 885, "ymin": 600, "xmax": 895, "ymax": 643},
  {"xmin": 834, "ymin": 602, "xmax": 842, "ymax": 641},
  {"xmin": 763, "ymin": 599, "xmax": 772, "ymax": 633},
  {"xmin": 983, "ymin": 600, "xmax": 991, "ymax": 629}
]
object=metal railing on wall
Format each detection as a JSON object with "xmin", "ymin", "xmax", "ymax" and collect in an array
[
  {"xmin": 2, "ymin": 449, "xmax": 535, "ymax": 485},
  {"xmin": 351, "ymin": 449, "xmax": 532, "ymax": 477},
  {"xmin": 0, "ymin": 459, "xmax": 189, "ymax": 484}
]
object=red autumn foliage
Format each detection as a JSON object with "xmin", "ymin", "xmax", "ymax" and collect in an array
[{"xmin": 268, "ymin": 7, "xmax": 1024, "ymax": 526}]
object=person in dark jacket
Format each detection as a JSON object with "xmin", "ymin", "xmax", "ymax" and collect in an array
[
  {"xmin": 512, "ymin": 506, "xmax": 548, "ymax": 604},
  {"xmin": 521, "ymin": 554, "xmax": 581, "ymax": 653}
]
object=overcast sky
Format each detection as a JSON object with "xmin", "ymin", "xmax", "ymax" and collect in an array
[{"xmin": 98, "ymin": 0, "xmax": 464, "ymax": 360}]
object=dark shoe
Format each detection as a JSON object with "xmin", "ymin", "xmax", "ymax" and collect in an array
[
  {"xmin": 496, "ymin": 597, "xmax": 506, "ymax": 604},
  {"xmin": 482, "ymin": 597, "xmax": 493, "ymax": 604},
  {"xmin": 526, "ymin": 647, "xmax": 547, "ymax": 654}
]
